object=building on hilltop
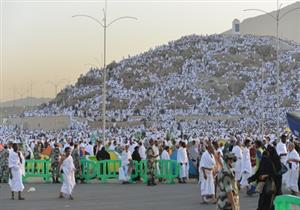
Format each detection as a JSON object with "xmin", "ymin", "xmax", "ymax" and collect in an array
[{"xmin": 232, "ymin": 19, "xmax": 240, "ymax": 35}]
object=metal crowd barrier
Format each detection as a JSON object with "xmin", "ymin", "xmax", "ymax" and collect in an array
[
  {"xmin": 23, "ymin": 159, "xmax": 180, "ymax": 184},
  {"xmin": 23, "ymin": 159, "xmax": 51, "ymax": 182},
  {"xmin": 133, "ymin": 159, "xmax": 179, "ymax": 184}
]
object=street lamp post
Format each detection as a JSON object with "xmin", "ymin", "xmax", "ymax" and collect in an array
[
  {"xmin": 47, "ymin": 78, "xmax": 69, "ymax": 97},
  {"xmin": 13, "ymin": 88, "xmax": 27, "ymax": 133},
  {"xmin": 28, "ymin": 81, "xmax": 35, "ymax": 106},
  {"xmin": 12, "ymin": 87, "xmax": 17, "ymax": 107},
  {"xmin": 16, "ymin": 89, "xmax": 26, "ymax": 101},
  {"xmin": 244, "ymin": 4, "xmax": 300, "ymax": 139},
  {"xmin": 72, "ymin": 0, "xmax": 137, "ymax": 142}
]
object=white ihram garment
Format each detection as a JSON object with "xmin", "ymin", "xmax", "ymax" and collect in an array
[
  {"xmin": 232, "ymin": 145, "xmax": 243, "ymax": 182},
  {"xmin": 120, "ymin": 151, "xmax": 132, "ymax": 181},
  {"xmin": 153, "ymin": 145, "xmax": 160, "ymax": 175},
  {"xmin": 277, "ymin": 142, "xmax": 288, "ymax": 185},
  {"xmin": 60, "ymin": 156, "xmax": 76, "ymax": 195},
  {"xmin": 287, "ymin": 149, "xmax": 300, "ymax": 193},
  {"xmin": 9, "ymin": 151, "xmax": 25, "ymax": 192},
  {"xmin": 138, "ymin": 145, "xmax": 146, "ymax": 160},
  {"xmin": 199, "ymin": 151, "xmax": 215, "ymax": 196},
  {"xmin": 161, "ymin": 150, "xmax": 170, "ymax": 160},
  {"xmin": 240, "ymin": 147, "xmax": 252, "ymax": 188},
  {"xmin": 177, "ymin": 147, "xmax": 189, "ymax": 178}
]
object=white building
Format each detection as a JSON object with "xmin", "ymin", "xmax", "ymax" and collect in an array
[{"xmin": 232, "ymin": 19, "xmax": 240, "ymax": 34}]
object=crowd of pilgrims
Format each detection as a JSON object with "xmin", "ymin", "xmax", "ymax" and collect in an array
[
  {"xmin": 1, "ymin": 34, "xmax": 300, "ymax": 208},
  {"xmin": 1, "ymin": 121, "xmax": 300, "ymax": 210},
  {"xmin": 18, "ymin": 34, "xmax": 300, "ymax": 135}
]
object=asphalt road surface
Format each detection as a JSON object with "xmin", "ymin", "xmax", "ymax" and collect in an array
[{"xmin": 0, "ymin": 181, "xmax": 258, "ymax": 210}]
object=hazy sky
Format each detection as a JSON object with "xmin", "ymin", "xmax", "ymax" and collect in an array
[{"xmin": 0, "ymin": 0, "xmax": 297, "ymax": 102}]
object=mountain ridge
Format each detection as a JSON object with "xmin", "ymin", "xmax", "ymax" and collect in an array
[{"xmin": 0, "ymin": 97, "xmax": 52, "ymax": 108}]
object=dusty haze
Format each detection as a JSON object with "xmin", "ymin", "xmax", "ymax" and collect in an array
[{"xmin": 1, "ymin": 0, "xmax": 299, "ymax": 102}]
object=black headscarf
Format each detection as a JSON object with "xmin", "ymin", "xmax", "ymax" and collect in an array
[
  {"xmin": 96, "ymin": 147, "xmax": 110, "ymax": 161},
  {"xmin": 267, "ymin": 145, "xmax": 281, "ymax": 173},
  {"xmin": 132, "ymin": 146, "xmax": 141, "ymax": 162},
  {"xmin": 248, "ymin": 150, "xmax": 276, "ymax": 183}
]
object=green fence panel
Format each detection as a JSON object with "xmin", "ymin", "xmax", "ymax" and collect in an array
[
  {"xmin": 24, "ymin": 160, "xmax": 36, "ymax": 178},
  {"xmin": 274, "ymin": 195, "xmax": 300, "ymax": 210},
  {"xmin": 156, "ymin": 160, "xmax": 179, "ymax": 184},
  {"xmin": 138, "ymin": 160, "xmax": 179, "ymax": 184},
  {"xmin": 23, "ymin": 158, "xmax": 180, "ymax": 184},
  {"xmin": 80, "ymin": 159, "xmax": 97, "ymax": 182},
  {"xmin": 139, "ymin": 160, "xmax": 149, "ymax": 183},
  {"xmin": 23, "ymin": 159, "xmax": 51, "ymax": 182},
  {"xmin": 129, "ymin": 160, "xmax": 140, "ymax": 182},
  {"xmin": 94, "ymin": 160, "xmax": 139, "ymax": 183},
  {"xmin": 95, "ymin": 160, "xmax": 121, "ymax": 182}
]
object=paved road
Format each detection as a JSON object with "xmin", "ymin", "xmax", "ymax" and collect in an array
[{"xmin": 0, "ymin": 181, "xmax": 258, "ymax": 210}]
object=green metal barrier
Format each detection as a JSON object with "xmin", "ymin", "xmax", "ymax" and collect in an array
[
  {"xmin": 23, "ymin": 159, "xmax": 51, "ymax": 182},
  {"xmin": 129, "ymin": 160, "xmax": 140, "ymax": 182},
  {"xmin": 94, "ymin": 160, "xmax": 139, "ymax": 183},
  {"xmin": 95, "ymin": 160, "xmax": 121, "ymax": 182},
  {"xmin": 80, "ymin": 159, "xmax": 97, "ymax": 182},
  {"xmin": 274, "ymin": 195, "xmax": 300, "ymax": 210},
  {"xmin": 23, "ymin": 159, "xmax": 180, "ymax": 184},
  {"xmin": 156, "ymin": 160, "xmax": 179, "ymax": 184},
  {"xmin": 139, "ymin": 160, "xmax": 179, "ymax": 184},
  {"xmin": 139, "ymin": 160, "xmax": 148, "ymax": 183}
]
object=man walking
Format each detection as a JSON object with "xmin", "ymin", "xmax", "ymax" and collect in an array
[
  {"xmin": 199, "ymin": 143, "xmax": 216, "ymax": 203},
  {"xmin": 8, "ymin": 143, "xmax": 25, "ymax": 200},
  {"xmin": 59, "ymin": 147, "xmax": 76, "ymax": 200},
  {"xmin": 120, "ymin": 145, "xmax": 132, "ymax": 184},
  {"xmin": 177, "ymin": 142, "xmax": 189, "ymax": 183}
]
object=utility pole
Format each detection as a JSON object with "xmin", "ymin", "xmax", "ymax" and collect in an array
[
  {"xmin": 244, "ymin": 4, "xmax": 300, "ymax": 139},
  {"xmin": 72, "ymin": 0, "xmax": 137, "ymax": 142}
]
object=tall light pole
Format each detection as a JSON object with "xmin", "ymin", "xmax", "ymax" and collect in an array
[
  {"xmin": 244, "ymin": 4, "xmax": 300, "ymax": 139},
  {"xmin": 12, "ymin": 86, "xmax": 17, "ymax": 107},
  {"xmin": 16, "ymin": 89, "xmax": 26, "ymax": 100},
  {"xmin": 72, "ymin": 0, "xmax": 137, "ymax": 142},
  {"xmin": 47, "ymin": 78, "xmax": 69, "ymax": 97},
  {"xmin": 28, "ymin": 81, "xmax": 35, "ymax": 106},
  {"xmin": 28, "ymin": 81, "xmax": 34, "ymax": 98}
]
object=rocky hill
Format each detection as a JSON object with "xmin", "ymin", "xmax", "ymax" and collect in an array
[{"xmin": 32, "ymin": 34, "xmax": 300, "ymax": 132}]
